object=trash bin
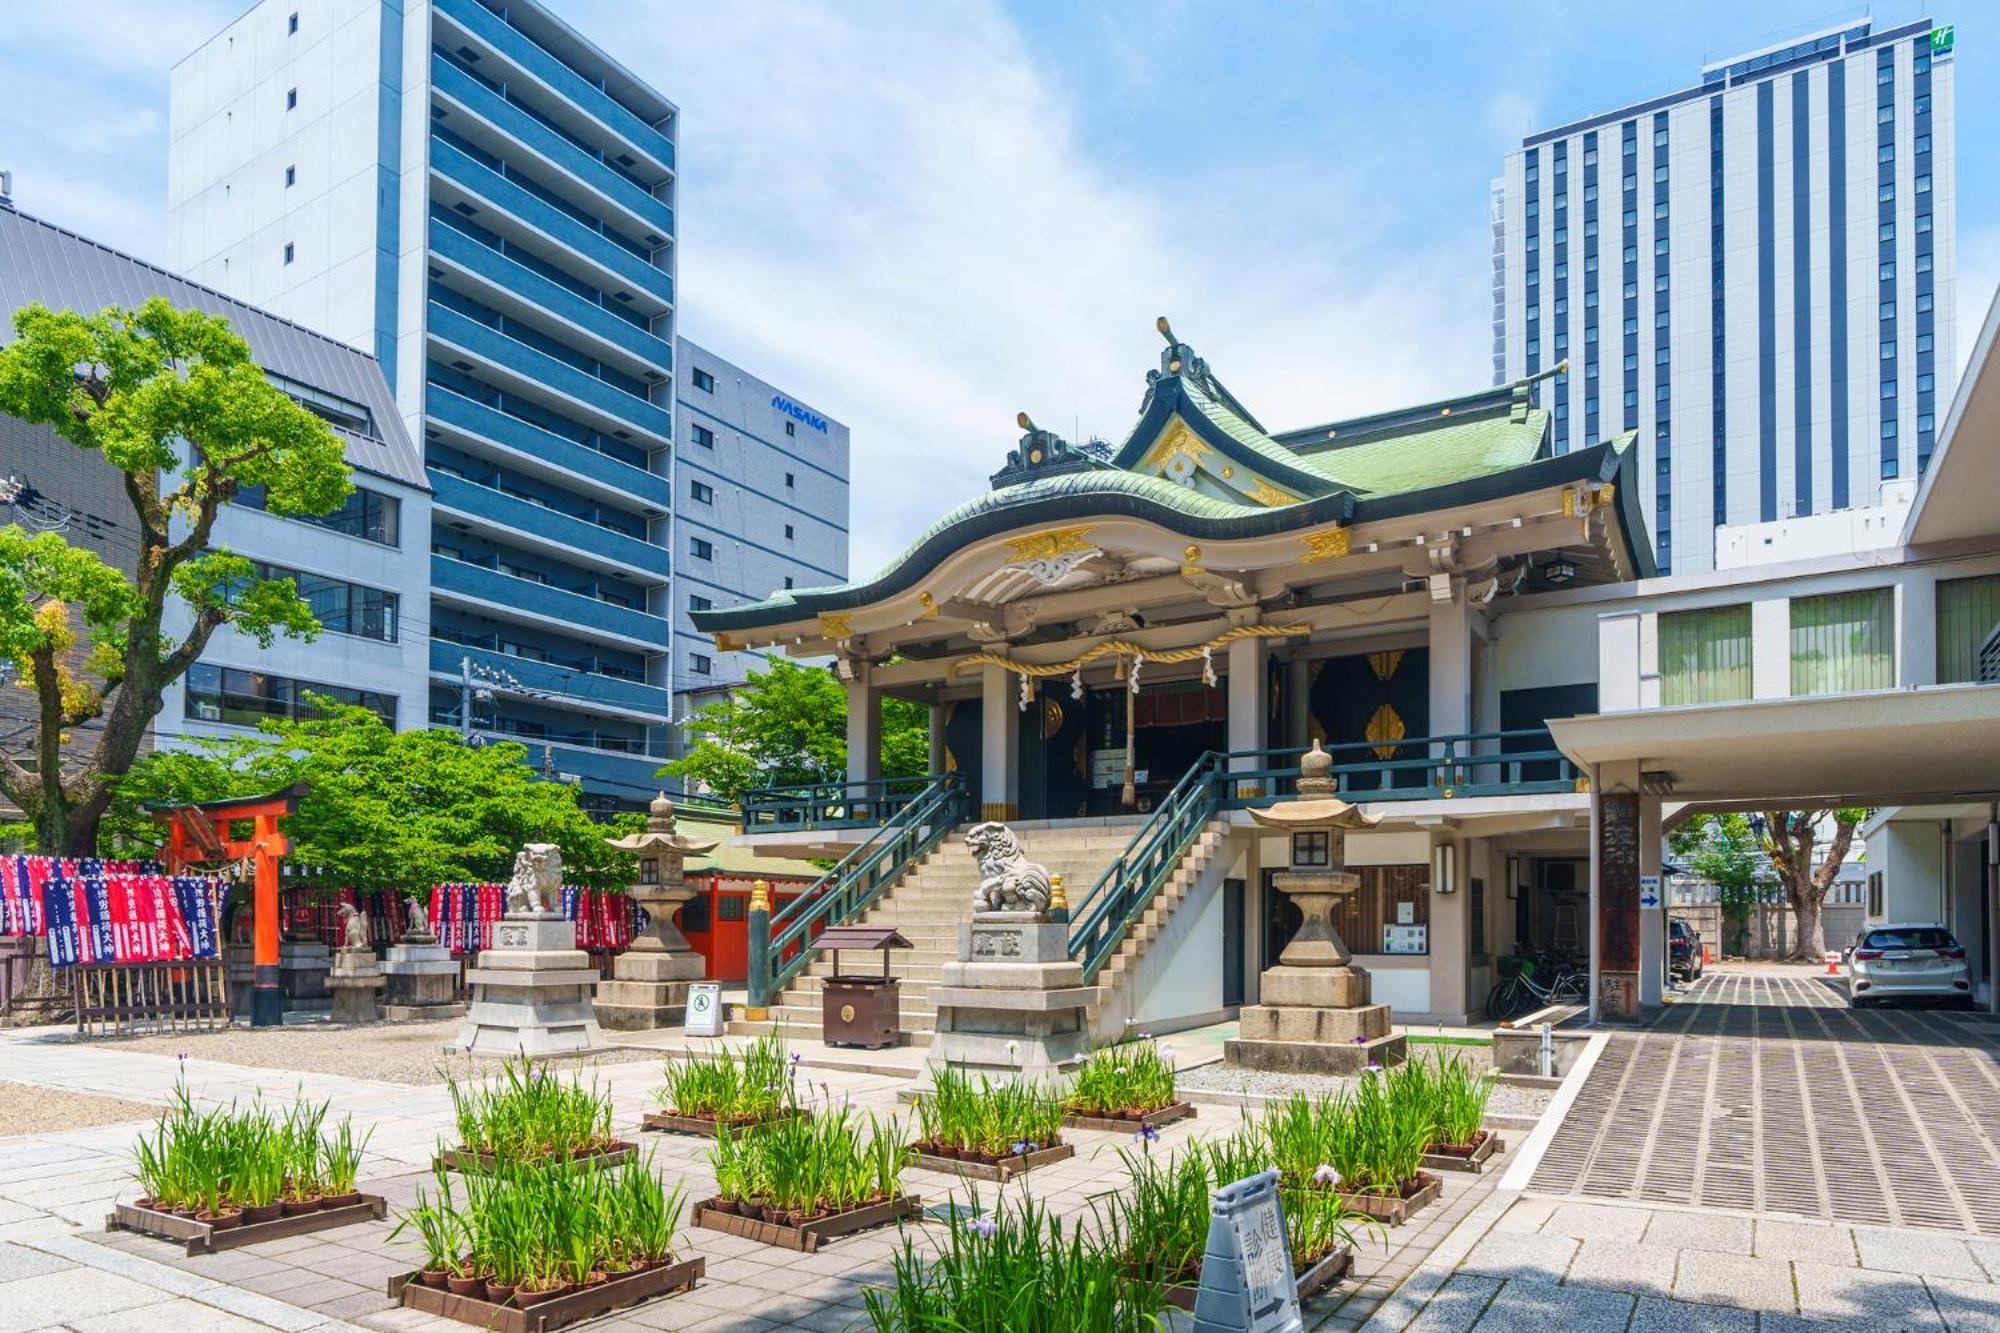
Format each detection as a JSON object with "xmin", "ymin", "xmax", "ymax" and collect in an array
[{"xmin": 809, "ymin": 926, "xmax": 912, "ymax": 1050}]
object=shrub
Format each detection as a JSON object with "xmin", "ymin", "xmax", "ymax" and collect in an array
[
  {"xmin": 1063, "ymin": 1039, "xmax": 1177, "ymax": 1117},
  {"xmin": 445, "ymin": 1056, "xmax": 614, "ymax": 1161}
]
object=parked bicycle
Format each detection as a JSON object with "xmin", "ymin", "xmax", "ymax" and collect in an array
[{"xmin": 1484, "ymin": 948, "xmax": 1589, "ymax": 1022}]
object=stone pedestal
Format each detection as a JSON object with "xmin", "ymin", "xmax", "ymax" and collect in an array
[
  {"xmin": 1224, "ymin": 869, "xmax": 1407, "ymax": 1075},
  {"xmin": 381, "ymin": 937, "xmax": 464, "ymax": 1022},
  {"xmin": 452, "ymin": 914, "xmax": 602, "ymax": 1057},
  {"xmin": 327, "ymin": 947, "xmax": 385, "ymax": 1024},
  {"xmin": 927, "ymin": 913, "xmax": 1098, "ymax": 1083},
  {"xmin": 279, "ymin": 938, "xmax": 331, "ymax": 1015},
  {"xmin": 593, "ymin": 883, "xmax": 704, "ymax": 1031},
  {"xmin": 225, "ymin": 943, "xmax": 256, "ymax": 1017}
]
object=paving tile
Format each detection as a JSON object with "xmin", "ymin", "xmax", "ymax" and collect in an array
[
  {"xmin": 1794, "ymin": 1257, "xmax": 1945, "ymax": 1328},
  {"xmin": 1404, "ymin": 1274, "xmax": 1503, "ymax": 1333},
  {"xmin": 1539, "ymin": 1201, "xmax": 1651, "ymax": 1244},
  {"xmin": 1755, "ymin": 1218, "xmax": 1857, "ymax": 1265},
  {"xmin": 1457, "ymin": 1231, "xmax": 1578, "ymax": 1285},
  {"xmin": 1965, "ymin": 1239, "xmax": 2000, "ymax": 1284},
  {"xmin": 1926, "ymin": 1276, "xmax": 2000, "ymax": 1333},
  {"xmin": 1467, "ymin": 1277, "xmax": 1632, "ymax": 1332},
  {"xmin": 1562, "ymin": 1238, "xmax": 1677, "ymax": 1297},
  {"xmin": 66, "ymin": 1296, "xmax": 281, "ymax": 1332},
  {"xmin": 0, "ymin": 1268, "xmax": 166, "ymax": 1333},
  {"xmin": 1855, "ymin": 1228, "xmax": 1990, "ymax": 1281},
  {"xmin": 1628, "ymin": 1295, "xmax": 1757, "ymax": 1333},
  {"xmin": 0, "ymin": 1241, "xmax": 70, "ymax": 1283},
  {"xmin": 1642, "ymin": 1209, "xmax": 1754, "ymax": 1256},
  {"xmin": 1668, "ymin": 1252, "xmax": 1794, "ymax": 1312}
]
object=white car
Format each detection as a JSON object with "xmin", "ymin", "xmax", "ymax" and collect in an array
[{"xmin": 1846, "ymin": 924, "xmax": 1972, "ymax": 1008}]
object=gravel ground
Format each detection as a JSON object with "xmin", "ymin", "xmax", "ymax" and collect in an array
[
  {"xmin": 1179, "ymin": 1046, "xmax": 1555, "ymax": 1119},
  {"xmin": 91, "ymin": 1018, "xmax": 659, "ymax": 1086},
  {"xmin": 0, "ymin": 1079, "xmax": 161, "ymax": 1134}
]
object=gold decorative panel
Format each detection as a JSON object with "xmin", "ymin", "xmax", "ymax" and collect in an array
[
  {"xmin": 1367, "ymin": 650, "xmax": 1404, "ymax": 682},
  {"xmin": 1298, "ymin": 528, "xmax": 1351, "ymax": 562},
  {"xmin": 1365, "ymin": 703, "xmax": 1406, "ymax": 760},
  {"xmin": 817, "ymin": 612, "xmax": 852, "ymax": 641},
  {"xmin": 1004, "ymin": 526, "xmax": 1096, "ymax": 564}
]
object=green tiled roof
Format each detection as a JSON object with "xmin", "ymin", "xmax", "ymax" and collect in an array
[
  {"xmin": 1294, "ymin": 408, "xmax": 1557, "ymax": 497},
  {"xmin": 676, "ymin": 805, "xmax": 823, "ymax": 879}
]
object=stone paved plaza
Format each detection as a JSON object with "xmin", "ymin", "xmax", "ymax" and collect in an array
[{"xmin": 2, "ymin": 968, "xmax": 1998, "ymax": 1330}]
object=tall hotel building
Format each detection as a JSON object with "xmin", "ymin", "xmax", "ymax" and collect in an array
[
  {"xmin": 168, "ymin": 0, "xmax": 679, "ymax": 810},
  {"xmin": 1496, "ymin": 18, "xmax": 1957, "ymax": 573}
]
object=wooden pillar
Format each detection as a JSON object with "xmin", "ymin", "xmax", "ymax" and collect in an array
[
  {"xmin": 980, "ymin": 663, "xmax": 1019, "ymax": 822},
  {"xmin": 843, "ymin": 660, "xmax": 881, "ymax": 811},
  {"xmin": 1226, "ymin": 632, "xmax": 1268, "ymax": 797},
  {"xmin": 1592, "ymin": 761, "xmax": 1643, "ymax": 1022},
  {"xmin": 251, "ymin": 812, "xmax": 284, "ymax": 1028}
]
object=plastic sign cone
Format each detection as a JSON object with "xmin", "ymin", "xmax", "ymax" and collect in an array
[{"xmin": 1826, "ymin": 952, "xmax": 1841, "ymax": 975}]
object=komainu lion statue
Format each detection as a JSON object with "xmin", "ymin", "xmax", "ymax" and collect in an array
[
  {"xmin": 965, "ymin": 822, "xmax": 1053, "ymax": 915},
  {"xmin": 506, "ymin": 843, "xmax": 564, "ymax": 916}
]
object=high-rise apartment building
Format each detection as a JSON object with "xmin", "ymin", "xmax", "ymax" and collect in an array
[
  {"xmin": 168, "ymin": 0, "xmax": 677, "ymax": 811},
  {"xmin": 1497, "ymin": 18, "xmax": 1957, "ymax": 573},
  {"xmin": 671, "ymin": 337, "xmax": 850, "ymax": 720}
]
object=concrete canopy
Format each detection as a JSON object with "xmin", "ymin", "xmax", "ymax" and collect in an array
[
  {"xmin": 1548, "ymin": 684, "xmax": 2000, "ymax": 809},
  {"xmin": 1905, "ymin": 285, "xmax": 2000, "ymax": 548}
]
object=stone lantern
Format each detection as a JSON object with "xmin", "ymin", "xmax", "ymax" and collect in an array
[
  {"xmin": 1224, "ymin": 741, "xmax": 1409, "ymax": 1073},
  {"xmin": 593, "ymin": 792, "xmax": 718, "ymax": 1030}
]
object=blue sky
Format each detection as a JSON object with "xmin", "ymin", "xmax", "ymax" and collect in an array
[{"xmin": 2, "ymin": 1, "xmax": 1991, "ymax": 574}]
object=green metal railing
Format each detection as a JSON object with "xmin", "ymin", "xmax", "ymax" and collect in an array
[
  {"xmin": 747, "ymin": 773, "xmax": 969, "ymax": 1010},
  {"xmin": 740, "ymin": 773, "xmax": 943, "ymax": 832},
  {"xmin": 1066, "ymin": 728, "xmax": 1578, "ymax": 982}
]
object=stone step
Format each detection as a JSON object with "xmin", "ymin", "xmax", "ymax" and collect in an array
[
  {"xmin": 758, "ymin": 1003, "xmax": 938, "ymax": 1034},
  {"xmin": 725, "ymin": 1017, "xmax": 934, "ymax": 1048}
]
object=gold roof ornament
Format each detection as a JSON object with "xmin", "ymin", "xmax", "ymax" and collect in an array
[
  {"xmin": 817, "ymin": 612, "xmax": 853, "ymax": 641},
  {"xmin": 1004, "ymin": 525, "xmax": 1096, "ymax": 565},
  {"xmin": 1298, "ymin": 528, "xmax": 1351, "ymax": 563}
]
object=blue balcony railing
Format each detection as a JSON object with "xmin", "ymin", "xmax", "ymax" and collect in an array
[
  {"xmin": 1216, "ymin": 729, "xmax": 1581, "ymax": 805},
  {"xmin": 433, "ymin": 0, "xmax": 676, "ymax": 173},
  {"xmin": 425, "ymin": 385, "xmax": 669, "ymax": 508},
  {"xmin": 431, "ymin": 555, "xmax": 667, "ymax": 647},
  {"xmin": 431, "ymin": 640, "xmax": 668, "ymax": 716},
  {"xmin": 427, "ymin": 302, "xmax": 670, "ymax": 440},
  {"xmin": 430, "ymin": 136, "xmax": 672, "ymax": 305},
  {"xmin": 432, "ymin": 56, "xmax": 673, "ymax": 240},
  {"xmin": 429, "ymin": 220, "xmax": 671, "ymax": 370},
  {"xmin": 429, "ymin": 470, "xmax": 664, "ymax": 578}
]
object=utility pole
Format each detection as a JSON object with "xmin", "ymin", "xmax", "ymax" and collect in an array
[{"xmin": 459, "ymin": 655, "xmax": 474, "ymax": 740}]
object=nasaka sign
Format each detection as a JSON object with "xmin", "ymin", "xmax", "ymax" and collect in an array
[{"xmin": 771, "ymin": 394, "xmax": 829, "ymax": 433}]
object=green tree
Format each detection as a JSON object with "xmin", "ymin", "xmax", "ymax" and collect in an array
[
  {"xmin": 1669, "ymin": 812, "xmax": 1771, "ymax": 958},
  {"xmin": 664, "ymin": 656, "xmax": 930, "ymax": 802},
  {"xmin": 104, "ymin": 701, "xmax": 634, "ymax": 894},
  {"xmin": 1760, "ymin": 808, "xmax": 1866, "ymax": 961},
  {"xmin": 0, "ymin": 299, "xmax": 349, "ymax": 854}
]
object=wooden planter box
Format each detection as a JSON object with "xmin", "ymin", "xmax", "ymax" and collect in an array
[
  {"xmin": 435, "ymin": 1141, "xmax": 637, "ymax": 1174},
  {"xmin": 107, "ymin": 1196, "xmax": 386, "ymax": 1256},
  {"xmin": 1061, "ymin": 1103, "xmax": 1197, "ymax": 1134},
  {"xmin": 909, "ymin": 1141, "xmax": 1074, "ymax": 1181},
  {"xmin": 1162, "ymin": 1245, "xmax": 1351, "ymax": 1313},
  {"xmin": 692, "ymin": 1193, "xmax": 921, "ymax": 1254},
  {"xmin": 1420, "ymin": 1132, "xmax": 1503, "ymax": 1175},
  {"xmin": 640, "ymin": 1109, "xmax": 806, "ymax": 1139},
  {"xmin": 1333, "ymin": 1173, "xmax": 1441, "ymax": 1226},
  {"xmin": 389, "ymin": 1256, "xmax": 703, "ymax": 1333}
]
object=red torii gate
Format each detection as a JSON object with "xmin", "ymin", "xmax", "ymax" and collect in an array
[{"xmin": 153, "ymin": 783, "xmax": 310, "ymax": 1028}]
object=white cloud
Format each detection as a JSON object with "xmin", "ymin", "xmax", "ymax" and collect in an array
[{"xmin": 569, "ymin": 0, "xmax": 1488, "ymax": 579}]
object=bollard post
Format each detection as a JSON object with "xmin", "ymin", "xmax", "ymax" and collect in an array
[
  {"xmin": 1537, "ymin": 1022, "xmax": 1554, "ymax": 1079},
  {"xmin": 744, "ymin": 879, "xmax": 772, "ymax": 1021}
]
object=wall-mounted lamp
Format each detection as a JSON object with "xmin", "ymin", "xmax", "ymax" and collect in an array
[
  {"xmin": 1542, "ymin": 559, "xmax": 1578, "ymax": 586},
  {"xmin": 1433, "ymin": 841, "xmax": 1457, "ymax": 895}
]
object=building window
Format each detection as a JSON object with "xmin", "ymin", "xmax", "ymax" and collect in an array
[
  {"xmin": 688, "ymin": 593, "xmax": 712, "ymax": 612},
  {"xmin": 783, "ymin": 524, "xmax": 795, "ymax": 540},
  {"xmin": 690, "ymin": 422, "xmax": 715, "ymax": 449},
  {"xmin": 1935, "ymin": 575, "xmax": 2000, "ymax": 683},
  {"xmin": 783, "ymin": 576, "xmax": 794, "ymax": 589},
  {"xmin": 688, "ymin": 653, "xmax": 712, "ymax": 676},
  {"xmin": 1659, "ymin": 604, "xmax": 1752, "ymax": 705},
  {"xmin": 1791, "ymin": 588, "xmax": 1894, "ymax": 695},
  {"xmin": 284, "ymin": 164, "xmax": 296, "ymax": 187},
  {"xmin": 283, "ymin": 242, "xmax": 294, "ymax": 265},
  {"xmin": 689, "ymin": 479, "xmax": 712, "ymax": 504},
  {"xmin": 785, "ymin": 472, "xmax": 795, "ymax": 489},
  {"xmin": 285, "ymin": 87, "xmax": 297, "ymax": 110},
  {"xmin": 235, "ymin": 481, "xmax": 400, "ymax": 546},
  {"xmin": 691, "ymin": 367, "xmax": 715, "ymax": 392},
  {"xmin": 185, "ymin": 663, "xmax": 396, "ymax": 729},
  {"xmin": 287, "ymin": 11, "xmax": 298, "ymax": 33},
  {"xmin": 784, "ymin": 421, "xmax": 796, "ymax": 437},
  {"xmin": 690, "ymin": 537, "xmax": 713, "ymax": 560}
]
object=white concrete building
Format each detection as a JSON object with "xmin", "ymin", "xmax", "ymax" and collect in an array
[
  {"xmin": 1497, "ymin": 17, "xmax": 1959, "ymax": 575},
  {"xmin": 0, "ymin": 204, "xmax": 432, "ymax": 744}
]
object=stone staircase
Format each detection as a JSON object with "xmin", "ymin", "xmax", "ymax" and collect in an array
[{"xmin": 728, "ymin": 815, "xmax": 1237, "ymax": 1048}]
